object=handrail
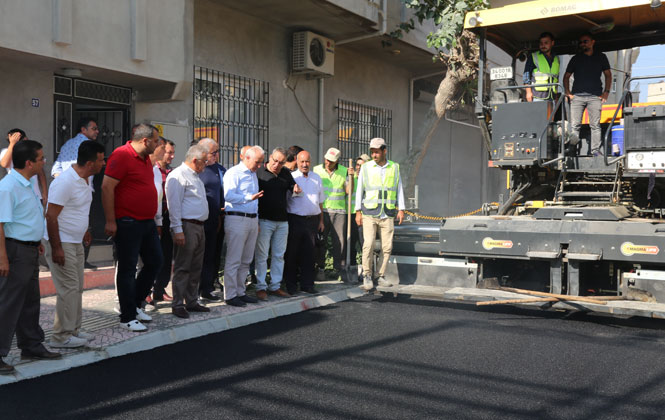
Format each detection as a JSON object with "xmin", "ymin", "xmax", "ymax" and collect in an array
[
  {"xmin": 492, "ymin": 82, "xmax": 566, "ymax": 165},
  {"xmin": 603, "ymin": 74, "xmax": 665, "ymax": 166}
]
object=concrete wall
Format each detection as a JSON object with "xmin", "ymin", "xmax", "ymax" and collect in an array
[
  {"xmin": 0, "ymin": 60, "xmax": 55, "ymax": 172},
  {"xmin": 194, "ymin": 0, "xmax": 410, "ymax": 165},
  {"xmin": 0, "ymin": 0, "xmax": 188, "ymax": 84}
]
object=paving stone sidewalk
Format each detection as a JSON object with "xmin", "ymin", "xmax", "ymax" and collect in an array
[{"xmin": 1, "ymin": 280, "xmax": 363, "ymax": 386}]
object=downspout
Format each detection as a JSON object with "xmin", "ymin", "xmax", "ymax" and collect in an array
[
  {"xmin": 318, "ymin": 77, "xmax": 324, "ymax": 162},
  {"xmin": 337, "ymin": 0, "xmax": 387, "ymax": 45},
  {"xmin": 408, "ymin": 71, "xmax": 445, "ymax": 152}
]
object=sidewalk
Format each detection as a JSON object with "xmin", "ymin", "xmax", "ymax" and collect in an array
[{"xmin": 1, "ymin": 278, "xmax": 363, "ymax": 386}]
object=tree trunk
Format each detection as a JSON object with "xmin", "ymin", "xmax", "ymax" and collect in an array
[
  {"xmin": 401, "ymin": 30, "xmax": 479, "ymax": 203},
  {"xmin": 403, "ymin": 70, "xmax": 464, "ymax": 200}
]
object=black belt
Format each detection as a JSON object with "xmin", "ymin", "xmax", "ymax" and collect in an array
[
  {"xmin": 288, "ymin": 213, "xmax": 319, "ymax": 220},
  {"xmin": 226, "ymin": 211, "xmax": 257, "ymax": 218},
  {"xmin": 182, "ymin": 218, "xmax": 205, "ymax": 225},
  {"xmin": 5, "ymin": 237, "xmax": 40, "ymax": 247}
]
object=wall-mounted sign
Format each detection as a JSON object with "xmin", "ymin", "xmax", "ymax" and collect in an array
[{"xmin": 31, "ymin": 98, "xmax": 39, "ymax": 107}]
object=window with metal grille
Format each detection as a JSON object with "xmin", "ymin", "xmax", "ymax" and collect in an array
[
  {"xmin": 336, "ymin": 99, "xmax": 392, "ymax": 164},
  {"xmin": 194, "ymin": 66, "xmax": 269, "ymax": 167}
]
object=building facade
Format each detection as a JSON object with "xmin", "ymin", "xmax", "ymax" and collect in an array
[{"xmin": 0, "ymin": 0, "xmax": 504, "ymax": 253}]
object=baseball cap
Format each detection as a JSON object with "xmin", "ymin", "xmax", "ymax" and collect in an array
[
  {"xmin": 324, "ymin": 147, "xmax": 341, "ymax": 162},
  {"xmin": 358, "ymin": 153, "xmax": 371, "ymax": 162},
  {"xmin": 369, "ymin": 137, "xmax": 387, "ymax": 149}
]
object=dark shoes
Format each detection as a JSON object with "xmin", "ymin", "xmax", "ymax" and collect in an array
[
  {"xmin": 256, "ymin": 290, "xmax": 268, "ymax": 301},
  {"xmin": 200, "ymin": 292, "xmax": 222, "ymax": 302},
  {"xmin": 239, "ymin": 294, "xmax": 258, "ymax": 304},
  {"xmin": 225, "ymin": 297, "xmax": 247, "ymax": 307},
  {"xmin": 84, "ymin": 262, "xmax": 98, "ymax": 271},
  {"xmin": 0, "ymin": 359, "xmax": 15, "ymax": 375},
  {"xmin": 153, "ymin": 292, "xmax": 173, "ymax": 302},
  {"xmin": 268, "ymin": 289, "xmax": 291, "ymax": 298},
  {"xmin": 20, "ymin": 347, "xmax": 62, "ymax": 361},
  {"xmin": 187, "ymin": 304, "xmax": 210, "ymax": 313},
  {"xmin": 301, "ymin": 286, "xmax": 318, "ymax": 294},
  {"xmin": 172, "ymin": 307, "xmax": 190, "ymax": 319}
]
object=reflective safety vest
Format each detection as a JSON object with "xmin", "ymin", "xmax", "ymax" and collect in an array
[
  {"xmin": 313, "ymin": 164, "xmax": 347, "ymax": 212},
  {"xmin": 351, "ymin": 175, "xmax": 358, "ymax": 211},
  {"xmin": 360, "ymin": 160, "xmax": 399, "ymax": 217},
  {"xmin": 532, "ymin": 52, "xmax": 559, "ymax": 99}
]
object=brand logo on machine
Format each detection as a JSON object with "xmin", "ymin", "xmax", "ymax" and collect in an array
[
  {"xmin": 482, "ymin": 237, "xmax": 513, "ymax": 250},
  {"xmin": 620, "ymin": 242, "xmax": 659, "ymax": 256}
]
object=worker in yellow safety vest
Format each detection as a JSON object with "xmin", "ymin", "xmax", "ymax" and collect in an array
[
  {"xmin": 355, "ymin": 138, "xmax": 404, "ymax": 291},
  {"xmin": 313, "ymin": 147, "xmax": 352, "ymax": 279},
  {"xmin": 524, "ymin": 32, "xmax": 560, "ymax": 102}
]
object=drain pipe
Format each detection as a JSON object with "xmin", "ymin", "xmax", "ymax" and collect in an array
[
  {"xmin": 408, "ymin": 71, "xmax": 445, "ymax": 152},
  {"xmin": 337, "ymin": 0, "xmax": 387, "ymax": 45},
  {"xmin": 318, "ymin": 77, "xmax": 324, "ymax": 162}
]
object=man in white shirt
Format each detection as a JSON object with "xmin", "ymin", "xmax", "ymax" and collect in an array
[
  {"xmin": 45, "ymin": 141, "xmax": 106, "ymax": 348},
  {"xmin": 165, "ymin": 144, "xmax": 211, "ymax": 319},
  {"xmin": 284, "ymin": 150, "xmax": 325, "ymax": 295}
]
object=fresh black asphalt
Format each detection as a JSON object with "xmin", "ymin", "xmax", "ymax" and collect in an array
[{"xmin": 3, "ymin": 294, "xmax": 665, "ymax": 420}]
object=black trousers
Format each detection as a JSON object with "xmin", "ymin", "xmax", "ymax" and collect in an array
[
  {"xmin": 114, "ymin": 218, "xmax": 163, "ymax": 323},
  {"xmin": 0, "ymin": 241, "xmax": 44, "ymax": 356},
  {"xmin": 284, "ymin": 214, "xmax": 318, "ymax": 293},
  {"xmin": 153, "ymin": 211, "xmax": 173, "ymax": 297},
  {"xmin": 200, "ymin": 214, "xmax": 224, "ymax": 295}
]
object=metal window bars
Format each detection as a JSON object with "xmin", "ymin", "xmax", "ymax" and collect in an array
[
  {"xmin": 194, "ymin": 66, "xmax": 269, "ymax": 167},
  {"xmin": 336, "ymin": 99, "xmax": 392, "ymax": 165}
]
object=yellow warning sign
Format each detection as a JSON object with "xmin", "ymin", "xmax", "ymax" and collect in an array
[
  {"xmin": 482, "ymin": 237, "xmax": 513, "ymax": 250},
  {"xmin": 620, "ymin": 242, "xmax": 659, "ymax": 257}
]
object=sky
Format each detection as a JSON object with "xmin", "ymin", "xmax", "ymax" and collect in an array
[{"xmin": 630, "ymin": 44, "xmax": 665, "ymax": 102}]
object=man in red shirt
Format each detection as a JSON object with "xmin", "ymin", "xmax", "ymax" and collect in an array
[{"xmin": 102, "ymin": 124, "xmax": 164, "ymax": 332}]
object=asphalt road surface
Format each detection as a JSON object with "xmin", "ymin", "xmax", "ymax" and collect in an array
[{"xmin": 4, "ymin": 294, "xmax": 665, "ymax": 420}]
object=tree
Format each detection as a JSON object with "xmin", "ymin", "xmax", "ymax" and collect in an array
[{"xmin": 392, "ymin": 0, "xmax": 488, "ymax": 199}]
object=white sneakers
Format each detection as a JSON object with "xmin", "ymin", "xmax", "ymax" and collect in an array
[
  {"xmin": 75, "ymin": 330, "xmax": 95, "ymax": 341},
  {"xmin": 377, "ymin": 276, "xmax": 392, "ymax": 287},
  {"xmin": 49, "ymin": 335, "xmax": 88, "ymax": 348},
  {"xmin": 362, "ymin": 276, "xmax": 374, "ymax": 291},
  {"xmin": 136, "ymin": 308, "xmax": 153, "ymax": 322},
  {"xmin": 120, "ymin": 320, "xmax": 147, "ymax": 332}
]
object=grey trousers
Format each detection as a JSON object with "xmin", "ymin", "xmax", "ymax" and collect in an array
[
  {"xmin": 172, "ymin": 222, "xmax": 205, "ymax": 309},
  {"xmin": 0, "ymin": 240, "xmax": 45, "ymax": 357},
  {"xmin": 223, "ymin": 215, "xmax": 259, "ymax": 300},
  {"xmin": 571, "ymin": 95, "xmax": 603, "ymax": 153},
  {"xmin": 316, "ymin": 211, "xmax": 347, "ymax": 271}
]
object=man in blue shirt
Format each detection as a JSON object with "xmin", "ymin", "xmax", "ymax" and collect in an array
[
  {"xmin": 197, "ymin": 138, "xmax": 227, "ymax": 302},
  {"xmin": 52, "ymin": 117, "xmax": 100, "ymax": 270},
  {"xmin": 0, "ymin": 140, "xmax": 61, "ymax": 374},
  {"xmin": 52, "ymin": 117, "xmax": 99, "ymax": 177},
  {"xmin": 222, "ymin": 146, "xmax": 264, "ymax": 307}
]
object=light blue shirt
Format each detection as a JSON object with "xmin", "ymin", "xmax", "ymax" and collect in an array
[
  {"xmin": 0, "ymin": 170, "xmax": 45, "ymax": 241},
  {"xmin": 223, "ymin": 162, "xmax": 259, "ymax": 214},
  {"xmin": 51, "ymin": 133, "xmax": 90, "ymax": 177}
]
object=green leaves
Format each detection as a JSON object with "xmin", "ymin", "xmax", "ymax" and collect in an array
[{"xmin": 393, "ymin": 0, "xmax": 488, "ymax": 59}]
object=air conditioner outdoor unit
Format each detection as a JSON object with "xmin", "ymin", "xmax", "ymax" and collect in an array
[{"xmin": 292, "ymin": 31, "xmax": 335, "ymax": 77}]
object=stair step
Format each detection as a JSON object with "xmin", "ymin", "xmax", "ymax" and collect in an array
[{"xmin": 558, "ymin": 191, "xmax": 614, "ymax": 198}]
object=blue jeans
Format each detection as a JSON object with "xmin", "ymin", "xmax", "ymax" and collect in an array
[
  {"xmin": 571, "ymin": 95, "xmax": 602, "ymax": 154},
  {"xmin": 114, "ymin": 218, "xmax": 163, "ymax": 323},
  {"xmin": 254, "ymin": 219, "xmax": 289, "ymax": 291}
]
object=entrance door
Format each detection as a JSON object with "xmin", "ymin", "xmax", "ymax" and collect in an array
[
  {"xmin": 54, "ymin": 76, "xmax": 132, "ymax": 243},
  {"xmin": 74, "ymin": 109, "xmax": 129, "ymax": 242}
]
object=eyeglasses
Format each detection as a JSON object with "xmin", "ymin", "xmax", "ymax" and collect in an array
[
  {"xmin": 271, "ymin": 158, "xmax": 286, "ymax": 165},
  {"xmin": 579, "ymin": 39, "xmax": 591, "ymax": 44},
  {"xmin": 211, "ymin": 150, "xmax": 219, "ymax": 155}
]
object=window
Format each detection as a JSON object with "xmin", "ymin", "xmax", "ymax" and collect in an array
[
  {"xmin": 336, "ymin": 99, "xmax": 392, "ymax": 164},
  {"xmin": 194, "ymin": 66, "xmax": 269, "ymax": 166}
]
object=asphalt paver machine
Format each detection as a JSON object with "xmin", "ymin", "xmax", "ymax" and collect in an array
[{"xmin": 382, "ymin": 0, "xmax": 665, "ymax": 317}]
